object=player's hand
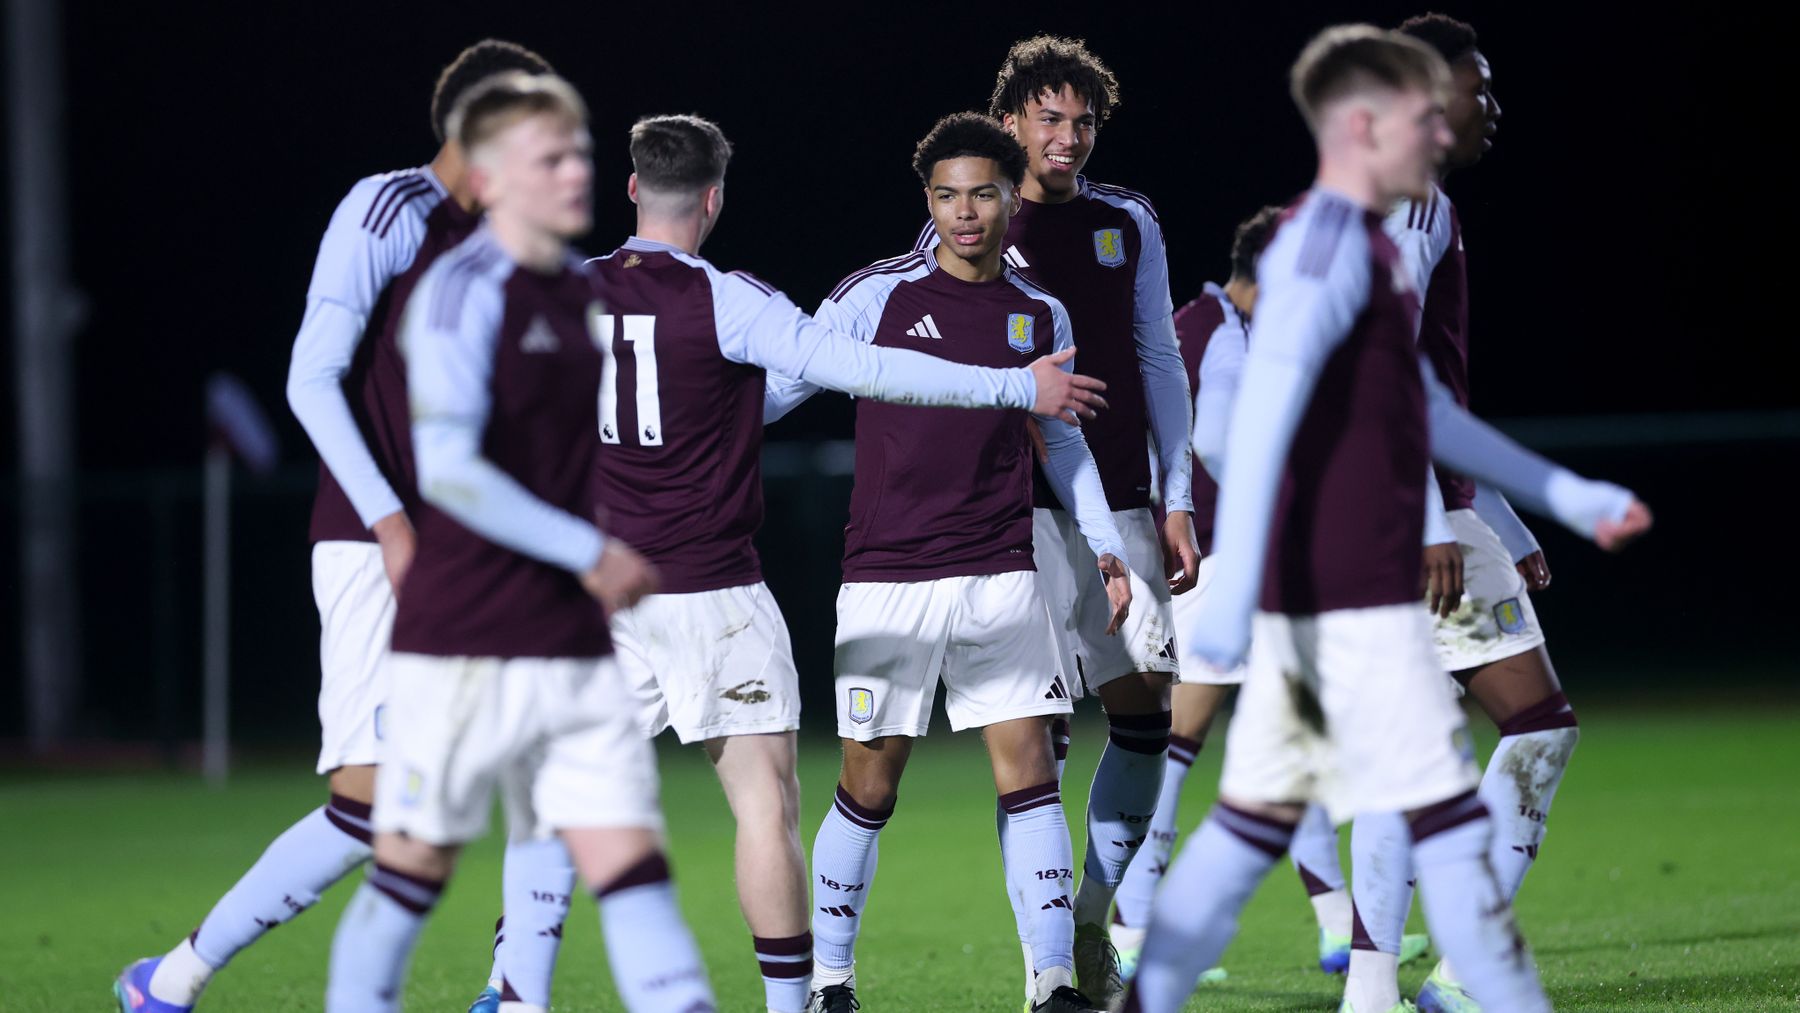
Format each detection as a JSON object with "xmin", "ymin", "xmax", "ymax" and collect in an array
[
  {"xmin": 1162, "ymin": 510, "xmax": 1200, "ymax": 594},
  {"xmin": 371, "ymin": 511, "xmax": 416, "ymax": 597},
  {"xmin": 1515, "ymin": 550, "xmax": 1552, "ymax": 591},
  {"xmin": 1594, "ymin": 500, "xmax": 1653, "ymax": 552},
  {"xmin": 1421, "ymin": 542, "xmax": 1464, "ymax": 619},
  {"xmin": 581, "ymin": 540, "xmax": 660, "ymax": 613},
  {"xmin": 1029, "ymin": 347, "xmax": 1109, "ymax": 425},
  {"xmin": 1025, "ymin": 416, "xmax": 1049, "ymax": 466},
  {"xmin": 1098, "ymin": 553, "xmax": 1133, "ymax": 636}
]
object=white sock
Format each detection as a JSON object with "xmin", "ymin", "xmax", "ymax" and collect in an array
[
  {"xmin": 1344, "ymin": 809, "xmax": 1414, "ymax": 1007},
  {"xmin": 1000, "ymin": 781, "xmax": 1078, "ymax": 979},
  {"xmin": 497, "ymin": 1003, "xmax": 547, "ymax": 1013},
  {"xmin": 1073, "ymin": 714, "xmax": 1170, "ymax": 928},
  {"xmin": 1125, "ymin": 803, "xmax": 1294, "ymax": 1013},
  {"xmin": 753, "ymin": 932, "xmax": 812, "ymax": 1013},
  {"xmin": 1410, "ymin": 792, "xmax": 1549, "ymax": 1012},
  {"xmin": 494, "ymin": 837, "xmax": 575, "ymax": 1006},
  {"xmin": 595, "ymin": 853, "xmax": 716, "ymax": 1011},
  {"xmin": 1288, "ymin": 803, "xmax": 1349, "ymax": 935},
  {"xmin": 811, "ymin": 785, "xmax": 890, "ymax": 976},
  {"xmin": 1112, "ymin": 735, "xmax": 1198, "ymax": 930},
  {"xmin": 1032, "ymin": 964, "xmax": 1074, "ymax": 1004},
  {"xmin": 1482, "ymin": 704, "xmax": 1579, "ymax": 900},
  {"xmin": 146, "ymin": 939, "xmax": 214, "ymax": 1007},
  {"xmin": 325, "ymin": 864, "xmax": 444, "ymax": 1013}
]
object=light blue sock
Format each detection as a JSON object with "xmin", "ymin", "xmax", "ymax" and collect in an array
[
  {"xmin": 325, "ymin": 864, "xmax": 444, "ymax": 1013},
  {"xmin": 595, "ymin": 854, "xmax": 716, "ymax": 1011},
  {"xmin": 810, "ymin": 786, "xmax": 890, "ymax": 980},
  {"xmin": 999, "ymin": 781, "xmax": 1077, "ymax": 978},
  {"xmin": 494, "ymin": 838, "xmax": 575, "ymax": 1005},
  {"xmin": 1112, "ymin": 736, "xmax": 1198, "ymax": 929}
]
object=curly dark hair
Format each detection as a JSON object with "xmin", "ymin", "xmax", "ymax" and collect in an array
[
  {"xmin": 988, "ymin": 35, "xmax": 1121, "ymax": 124},
  {"xmin": 630, "ymin": 114, "xmax": 734, "ymax": 192},
  {"xmin": 911, "ymin": 112, "xmax": 1028, "ymax": 187},
  {"xmin": 1230, "ymin": 206, "xmax": 1285, "ymax": 281},
  {"xmin": 1397, "ymin": 13, "xmax": 1479, "ymax": 63},
  {"xmin": 431, "ymin": 39, "xmax": 554, "ymax": 144}
]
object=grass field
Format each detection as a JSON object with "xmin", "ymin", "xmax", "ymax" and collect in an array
[{"xmin": 3, "ymin": 702, "xmax": 1797, "ymax": 1011}]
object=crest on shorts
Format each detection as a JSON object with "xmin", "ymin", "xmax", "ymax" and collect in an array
[
  {"xmin": 402, "ymin": 768, "xmax": 425, "ymax": 806},
  {"xmin": 1493, "ymin": 598, "xmax": 1527, "ymax": 634},
  {"xmin": 1006, "ymin": 313, "xmax": 1035, "ymax": 354},
  {"xmin": 1451, "ymin": 725, "xmax": 1476, "ymax": 763},
  {"xmin": 848, "ymin": 687, "xmax": 874, "ymax": 724},
  {"xmin": 1093, "ymin": 228, "xmax": 1127, "ymax": 268}
]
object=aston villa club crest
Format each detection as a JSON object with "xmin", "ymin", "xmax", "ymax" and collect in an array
[
  {"xmin": 1093, "ymin": 228, "xmax": 1126, "ymax": 268},
  {"xmin": 1494, "ymin": 598, "xmax": 1527, "ymax": 634},
  {"xmin": 1006, "ymin": 313, "xmax": 1035, "ymax": 354},
  {"xmin": 848, "ymin": 687, "xmax": 874, "ymax": 724}
]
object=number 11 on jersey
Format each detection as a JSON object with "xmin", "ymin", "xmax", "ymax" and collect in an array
[{"xmin": 590, "ymin": 310, "xmax": 663, "ymax": 447}]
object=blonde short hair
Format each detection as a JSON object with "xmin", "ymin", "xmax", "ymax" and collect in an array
[
  {"xmin": 446, "ymin": 71, "xmax": 588, "ymax": 158},
  {"xmin": 1290, "ymin": 25, "xmax": 1450, "ymax": 132}
]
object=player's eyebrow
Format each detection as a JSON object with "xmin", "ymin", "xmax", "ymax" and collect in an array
[{"xmin": 933, "ymin": 183, "xmax": 1002, "ymax": 195}]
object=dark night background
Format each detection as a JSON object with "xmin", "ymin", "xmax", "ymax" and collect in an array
[{"xmin": 1, "ymin": 2, "xmax": 1791, "ymax": 753}]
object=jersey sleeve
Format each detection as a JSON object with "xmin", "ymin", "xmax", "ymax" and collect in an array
[
  {"xmin": 285, "ymin": 177, "xmax": 428, "ymax": 528},
  {"xmin": 714, "ymin": 269, "xmax": 1035, "ymax": 415},
  {"xmin": 1472, "ymin": 482, "xmax": 1541, "ymax": 562},
  {"xmin": 1179, "ymin": 206, "xmax": 1373, "ymax": 668},
  {"xmin": 1421, "ymin": 359, "xmax": 1634, "ymax": 540},
  {"xmin": 406, "ymin": 260, "xmax": 605, "ymax": 575},
  {"xmin": 1384, "ymin": 192, "xmax": 1453, "ymax": 338},
  {"xmin": 1189, "ymin": 320, "xmax": 1247, "ymax": 481},
  {"xmin": 1038, "ymin": 298, "xmax": 1129, "ymax": 564}
]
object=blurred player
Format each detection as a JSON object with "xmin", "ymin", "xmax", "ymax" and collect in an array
[
  {"xmin": 559, "ymin": 112, "xmax": 1108, "ymax": 1013},
  {"xmin": 769, "ymin": 113, "xmax": 1129, "ymax": 1013},
  {"xmin": 1121, "ymin": 26, "xmax": 1652, "ymax": 1013},
  {"xmin": 911, "ymin": 37, "xmax": 1194, "ymax": 1007},
  {"xmin": 111, "ymin": 40, "xmax": 566, "ymax": 1013},
  {"xmin": 323, "ymin": 73, "xmax": 715, "ymax": 1013},
  {"xmin": 1344, "ymin": 16, "xmax": 1578, "ymax": 1013}
]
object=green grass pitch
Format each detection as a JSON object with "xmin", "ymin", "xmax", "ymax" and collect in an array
[{"xmin": 2, "ymin": 702, "xmax": 1795, "ymax": 1011}]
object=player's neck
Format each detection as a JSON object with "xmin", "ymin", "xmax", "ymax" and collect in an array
[
  {"xmin": 488, "ymin": 215, "xmax": 566, "ymax": 273},
  {"xmin": 633, "ymin": 212, "xmax": 703, "ymax": 255},
  {"xmin": 1223, "ymin": 277, "xmax": 1256, "ymax": 318},
  {"xmin": 1313, "ymin": 161, "xmax": 1388, "ymax": 214},
  {"xmin": 934, "ymin": 243, "xmax": 1004, "ymax": 284},
  {"xmin": 430, "ymin": 144, "xmax": 476, "ymax": 213},
  {"xmin": 1020, "ymin": 174, "xmax": 1079, "ymax": 205}
]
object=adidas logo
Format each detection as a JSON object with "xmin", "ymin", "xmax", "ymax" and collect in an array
[
  {"xmin": 819, "ymin": 904, "xmax": 859, "ymax": 917},
  {"xmin": 521, "ymin": 317, "xmax": 559, "ymax": 353},
  {"xmin": 1111, "ymin": 835, "xmax": 1146, "ymax": 850},
  {"xmin": 1004, "ymin": 245, "xmax": 1030, "ymax": 269},
  {"xmin": 1040, "ymin": 895, "xmax": 1072, "ymax": 911},
  {"xmin": 1155, "ymin": 637, "xmax": 1177, "ymax": 661},
  {"xmin": 1043, "ymin": 676, "xmax": 1069, "ymax": 700},
  {"xmin": 905, "ymin": 314, "xmax": 944, "ymax": 340}
]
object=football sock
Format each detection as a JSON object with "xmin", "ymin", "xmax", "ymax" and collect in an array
[
  {"xmin": 1073, "ymin": 711, "xmax": 1170, "ymax": 927},
  {"xmin": 325, "ymin": 861, "xmax": 444, "ymax": 1013},
  {"xmin": 1002, "ymin": 716, "xmax": 1075, "ymax": 1000},
  {"xmin": 1344, "ymin": 810, "xmax": 1415, "ymax": 1009},
  {"xmin": 1410, "ymin": 791, "xmax": 1549, "ymax": 1012},
  {"xmin": 753, "ymin": 932, "xmax": 812, "ymax": 1013},
  {"xmin": 811, "ymin": 786, "xmax": 891, "ymax": 983},
  {"xmin": 1122, "ymin": 803, "xmax": 1295, "ymax": 1013},
  {"xmin": 595, "ymin": 853, "xmax": 716, "ymax": 1011},
  {"xmin": 1289, "ymin": 803, "xmax": 1351, "ymax": 936},
  {"xmin": 1112, "ymin": 734, "xmax": 1200, "ymax": 929},
  {"xmin": 1000, "ymin": 780, "xmax": 1079, "ymax": 984},
  {"xmin": 492, "ymin": 837, "xmax": 575, "ymax": 1007},
  {"xmin": 155, "ymin": 797, "xmax": 372, "ymax": 1004},
  {"xmin": 1484, "ymin": 693, "xmax": 1579, "ymax": 900}
]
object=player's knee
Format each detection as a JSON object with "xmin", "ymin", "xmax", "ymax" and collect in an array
[
  {"xmin": 327, "ymin": 763, "xmax": 376, "ymax": 805},
  {"xmin": 1098, "ymin": 671, "xmax": 1173, "ymax": 714}
]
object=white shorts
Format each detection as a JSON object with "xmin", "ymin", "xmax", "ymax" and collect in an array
[
  {"xmin": 614, "ymin": 581, "xmax": 802, "ymax": 744},
  {"xmin": 834, "ymin": 571, "xmax": 1072, "ymax": 739},
  {"xmin": 1220, "ymin": 605, "xmax": 1480, "ymax": 824},
  {"xmin": 1172, "ymin": 554, "xmax": 1247, "ymax": 686},
  {"xmin": 311, "ymin": 541, "xmax": 395, "ymax": 774},
  {"xmin": 1033, "ymin": 507, "xmax": 1178, "ymax": 696},
  {"xmin": 1433, "ymin": 510, "xmax": 1547, "ymax": 673},
  {"xmin": 374, "ymin": 653, "xmax": 662, "ymax": 846}
]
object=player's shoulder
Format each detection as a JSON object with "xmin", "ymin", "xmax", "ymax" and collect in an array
[
  {"xmin": 1002, "ymin": 264, "xmax": 1064, "ymax": 312},
  {"xmin": 419, "ymin": 231, "xmax": 509, "ymax": 327},
  {"xmin": 1264, "ymin": 191, "xmax": 1370, "ymax": 282},
  {"xmin": 337, "ymin": 165, "xmax": 446, "ymax": 242},
  {"xmin": 826, "ymin": 249, "xmax": 932, "ymax": 305},
  {"xmin": 1385, "ymin": 182, "xmax": 1452, "ymax": 237},
  {"xmin": 1081, "ymin": 177, "xmax": 1162, "ymax": 230},
  {"xmin": 1175, "ymin": 286, "xmax": 1229, "ymax": 337}
]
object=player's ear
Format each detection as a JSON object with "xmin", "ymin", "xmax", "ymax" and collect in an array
[
  {"xmin": 627, "ymin": 172, "xmax": 640, "ymax": 205},
  {"xmin": 1001, "ymin": 111, "xmax": 1018, "ymax": 137},
  {"xmin": 704, "ymin": 184, "xmax": 723, "ymax": 220}
]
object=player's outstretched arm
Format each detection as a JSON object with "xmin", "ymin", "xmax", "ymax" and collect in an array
[
  {"xmin": 1423, "ymin": 361, "xmax": 1651, "ymax": 550},
  {"xmin": 405, "ymin": 265, "xmax": 606, "ymax": 578}
]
